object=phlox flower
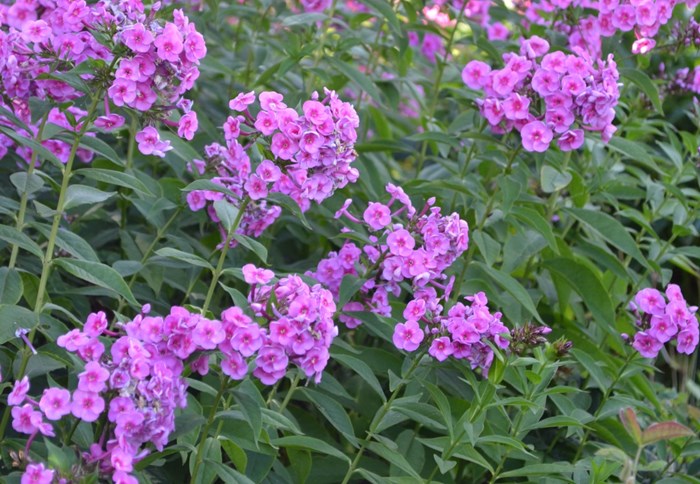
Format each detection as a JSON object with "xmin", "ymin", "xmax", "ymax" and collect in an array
[
  {"xmin": 393, "ymin": 320, "xmax": 425, "ymax": 351},
  {"xmin": 520, "ymin": 121, "xmax": 553, "ymax": 152},
  {"xmin": 39, "ymin": 388, "xmax": 71, "ymax": 420},
  {"xmin": 71, "ymin": 390, "xmax": 105, "ymax": 422},
  {"xmin": 632, "ymin": 331, "xmax": 663, "ymax": 358},
  {"xmin": 21, "ymin": 462, "xmax": 55, "ymax": 484}
]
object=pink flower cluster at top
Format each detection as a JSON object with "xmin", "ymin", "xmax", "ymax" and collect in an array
[
  {"xmin": 628, "ymin": 284, "xmax": 699, "ymax": 358},
  {"xmin": 0, "ymin": 0, "xmax": 206, "ymax": 163},
  {"xmin": 515, "ymin": 0, "xmax": 700, "ymax": 58},
  {"xmin": 463, "ymin": 36, "xmax": 620, "ymax": 152},
  {"xmin": 221, "ymin": 265, "xmax": 338, "ymax": 385},
  {"xmin": 0, "ymin": 0, "xmax": 115, "ymax": 163},
  {"xmin": 310, "ymin": 183, "xmax": 469, "ymax": 326},
  {"xmin": 9, "ymin": 268, "xmax": 337, "ymax": 482},
  {"xmin": 186, "ymin": 88, "xmax": 359, "ymax": 242},
  {"xmin": 395, "ymin": 291, "xmax": 509, "ymax": 374},
  {"xmin": 111, "ymin": 6, "xmax": 206, "ymax": 157}
]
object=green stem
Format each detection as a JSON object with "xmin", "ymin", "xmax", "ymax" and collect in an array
[
  {"xmin": 573, "ymin": 349, "xmax": 636, "ymax": 462},
  {"xmin": 8, "ymin": 112, "xmax": 51, "ymax": 269},
  {"xmin": 340, "ymin": 352, "xmax": 424, "ymax": 484},
  {"xmin": 0, "ymin": 89, "xmax": 106, "ymax": 442},
  {"xmin": 201, "ymin": 198, "xmax": 249, "ymax": 315},
  {"xmin": 305, "ymin": 0, "xmax": 339, "ymax": 93},
  {"xmin": 190, "ymin": 378, "xmax": 230, "ymax": 483},
  {"xmin": 277, "ymin": 372, "xmax": 301, "ymax": 414},
  {"xmin": 414, "ymin": 6, "xmax": 466, "ymax": 178},
  {"xmin": 488, "ymin": 360, "xmax": 548, "ymax": 483},
  {"xmin": 115, "ymin": 206, "xmax": 184, "ymax": 316},
  {"xmin": 450, "ymin": 146, "xmax": 520, "ymax": 303}
]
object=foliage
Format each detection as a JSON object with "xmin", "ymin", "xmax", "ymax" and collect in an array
[{"xmin": 1, "ymin": 0, "xmax": 700, "ymax": 482}]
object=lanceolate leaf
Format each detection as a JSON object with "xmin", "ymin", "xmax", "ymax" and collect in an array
[
  {"xmin": 53, "ymin": 258, "xmax": 138, "ymax": 306},
  {"xmin": 642, "ymin": 422, "xmax": 694, "ymax": 445}
]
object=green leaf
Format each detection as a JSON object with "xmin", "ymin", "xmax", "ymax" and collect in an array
[
  {"xmin": 182, "ymin": 179, "xmax": 238, "ymax": 199},
  {"xmin": 77, "ymin": 168, "xmax": 153, "ymax": 196},
  {"xmin": 607, "ymin": 137, "xmax": 655, "ymax": 168},
  {"xmin": 32, "ymin": 224, "xmax": 100, "ymax": 262},
  {"xmin": 204, "ymin": 459, "xmax": 255, "ymax": 484},
  {"xmin": 523, "ymin": 415, "xmax": 584, "ymax": 432},
  {"xmin": 232, "ymin": 387, "xmax": 263, "ymax": 440},
  {"xmin": 260, "ymin": 408, "xmax": 302, "ymax": 434},
  {"xmin": 0, "ymin": 304, "xmax": 37, "ymax": 343},
  {"xmin": 337, "ymin": 274, "xmax": 366, "ymax": 309},
  {"xmin": 366, "ymin": 441, "xmax": 421, "ymax": 479},
  {"xmin": 10, "ymin": 172, "xmax": 44, "ymax": 196},
  {"xmin": 155, "ymin": 248, "xmax": 213, "ymax": 270},
  {"xmin": 0, "ymin": 225, "xmax": 44, "ymax": 259},
  {"xmin": 570, "ymin": 348, "xmax": 610, "ymax": 390},
  {"xmin": 213, "ymin": 199, "xmax": 239, "ymax": 232},
  {"xmin": 433, "ymin": 455, "xmax": 456, "ymax": 474},
  {"xmin": 473, "ymin": 262, "xmax": 543, "ymax": 324},
  {"xmin": 63, "ymin": 185, "xmax": 116, "ymax": 210},
  {"xmin": 160, "ymin": 130, "xmax": 202, "ymax": 164},
  {"xmin": 232, "ymin": 234, "xmax": 268, "ymax": 263},
  {"xmin": 302, "ymin": 388, "xmax": 358, "ymax": 446},
  {"xmin": 565, "ymin": 208, "xmax": 647, "ymax": 268},
  {"xmin": 73, "ymin": 135, "xmax": 125, "ymax": 166},
  {"xmin": 620, "ymin": 68, "xmax": 663, "ymax": 115},
  {"xmin": 510, "ymin": 207, "xmax": 558, "ymax": 251},
  {"xmin": 220, "ymin": 440, "xmax": 247, "ymax": 473},
  {"xmin": 0, "ymin": 268, "xmax": 23, "ymax": 305},
  {"xmin": 281, "ymin": 12, "xmax": 327, "ymax": 26},
  {"xmin": 499, "ymin": 463, "xmax": 574, "ymax": 478},
  {"xmin": 332, "ymin": 353, "xmax": 385, "ymax": 402},
  {"xmin": 270, "ymin": 436, "xmax": 350, "ymax": 463},
  {"xmin": 266, "ymin": 192, "xmax": 311, "ymax": 230},
  {"xmin": 540, "ymin": 165, "xmax": 572, "ymax": 193},
  {"xmin": 544, "ymin": 258, "xmax": 616, "ymax": 330},
  {"xmin": 328, "ymin": 57, "xmax": 382, "ymax": 104},
  {"xmin": 363, "ymin": 0, "xmax": 402, "ymax": 37},
  {"xmin": 44, "ymin": 439, "xmax": 77, "ymax": 474},
  {"xmin": 642, "ymin": 422, "xmax": 694, "ymax": 445},
  {"xmin": 408, "ymin": 131, "xmax": 462, "ymax": 150},
  {"xmin": 53, "ymin": 258, "xmax": 138, "ymax": 306}
]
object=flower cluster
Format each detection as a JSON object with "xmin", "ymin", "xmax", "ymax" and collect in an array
[
  {"xmin": 514, "ymin": 0, "xmax": 700, "ymax": 58},
  {"xmin": 7, "ymin": 273, "xmax": 337, "ymax": 481},
  {"xmin": 310, "ymin": 184, "xmax": 469, "ymax": 326},
  {"xmin": 0, "ymin": 0, "xmax": 206, "ymax": 165},
  {"xmin": 8, "ymin": 307, "xmax": 200, "ymax": 482},
  {"xmin": 394, "ymin": 291, "xmax": 510, "ymax": 375},
  {"xmin": 659, "ymin": 64, "xmax": 700, "ymax": 98},
  {"xmin": 218, "ymin": 265, "xmax": 338, "ymax": 385},
  {"xmin": 186, "ymin": 89, "xmax": 359, "ymax": 242},
  {"xmin": 627, "ymin": 284, "xmax": 699, "ymax": 358},
  {"xmin": 111, "ymin": 7, "xmax": 206, "ymax": 156},
  {"xmin": 463, "ymin": 36, "xmax": 620, "ymax": 152}
]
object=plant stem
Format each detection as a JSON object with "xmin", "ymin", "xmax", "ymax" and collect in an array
[
  {"xmin": 0, "ymin": 89, "xmax": 105, "ymax": 442},
  {"xmin": 114, "ymin": 206, "xmax": 184, "ymax": 316},
  {"xmin": 8, "ymin": 112, "xmax": 51, "ymax": 269},
  {"xmin": 340, "ymin": 352, "xmax": 424, "ymax": 484},
  {"xmin": 190, "ymin": 378, "xmax": 230, "ymax": 483},
  {"xmin": 278, "ymin": 372, "xmax": 301, "ymax": 414},
  {"xmin": 414, "ymin": 6, "xmax": 466, "ymax": 178},
  {"xmin": 201, "ymin": 198, "xmax": 249, "ymax": 314},
  {"xmin": 573, "ymin": 349, "xmax": 636, "ymax": 462},
  {"xmin": 488, "ymin": 360, "xmax": 549, "ymax": 483}
]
